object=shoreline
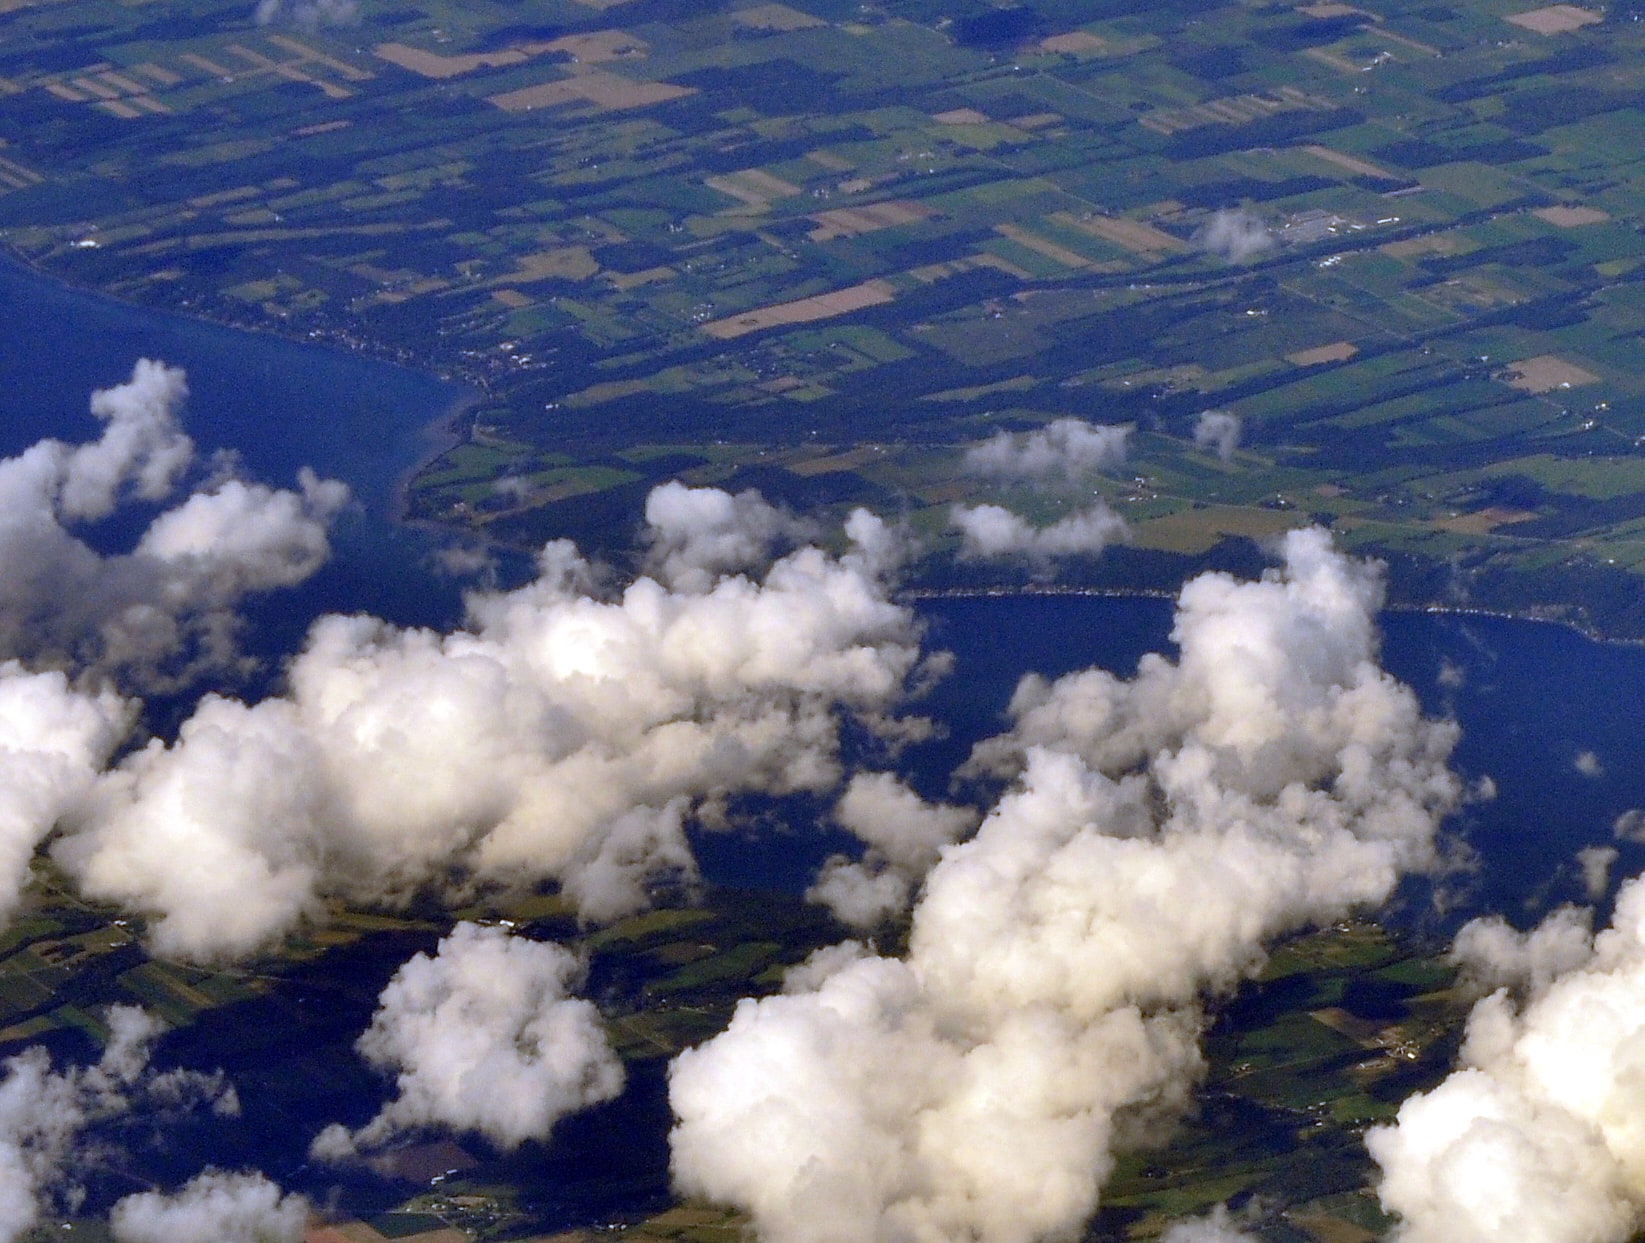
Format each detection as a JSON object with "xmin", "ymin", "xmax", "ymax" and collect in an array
[
  {"xmin": 1, "ymin": 241, "xmax": 484, "ymax": 525},
  {"xmin": 9, "ymin": 244, "xmax": 1642, "ymax": 650},
  {"xmin": 900, "ymin": 581, "xmax": 1645, "ymax": 648}
]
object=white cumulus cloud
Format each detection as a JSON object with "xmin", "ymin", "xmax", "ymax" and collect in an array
[
  {"xmin": 0, "ymin": 361, "xmax": 349, "ymax": 690},
  {"xmin": 52, "ymin": 493, "xmax": 931, "ymax": 961},
  {"xmin": 962, "ymin": 419, "xmax": 1129, "ymax": 483},
  {"xmin": 669, "ymin": 528, "xmax": 1461, "ymax": 1243},
  {"xmin": 1369, "ymin": 874, "xmax": 1645, "ymax": 1243},
  {"xmin": 312, "ymin": 923, "xmax": 622, "ymax": 1156}
]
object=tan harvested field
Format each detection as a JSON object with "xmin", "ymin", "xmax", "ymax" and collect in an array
[
  {"xmin": 0, "ymin": 153, "xmax": 41, "ymax": 189},
  {"xmin": 1300, "ymin": 144, "xmax": 1398, "ymax": 180},
  {"xmin": 966, "ymin": 251, "xmax": 1034, "ymax": 279},
  {"xmin": 179, "ymin": 52, "xmax": 233, "ymax": 76},
  {"xmin": 933, "ymin": 107, "xmax": 989, "ymax": 124},
  {"xmin": 786, "ymin": 445, "xmax": 883, "ymax": 476},
  {"xmin": 607, "ymin": 265, "xmax": 675, "ymax": 290},
  {"xmin": 1056, "ymin": 211, "xmax": 1186, "ymax": 254},
  {"xmin": 265, "ymin": 33, "xmax": 374, "ymax": 80},
  {"xmin": 807, "ymin": 149, "xmax": 854, "ymax": 172},
  {"xmin": 1535, "ymin": 204, "xmax": 1611, "ymax": 226},
  {"xmin": 379, "ymin": 30, "xmax": 644, "ymax": 79},
  {"xmin": 375, "ymin": 41, "xmax": 537, "ymax": 77},
  {"xmin": 186, "ymin": 185, "xmax": 262, "ymax": 208},
  {"xmin": 808, "ymin": 199, "xmax": 934, "ymax": 241},
  {"xmin": 293, "ymin": 118, "xmax": 352, "ymax": 137},
  {"xmin": 133, "ymin": 62, "xmax": 182, "ymax": 86},
  {"xmin": 1140, "ymin": 87, "xmax": 1319, "ymax": 134},
  {"xmin": 1040, "ymin": 31, "xmax": 1106, "ymax": 53},
  {"xmin": 1299, "ymin": 2, "xmax": 1369, "ymax": 15},
  {"xmin": 71, "ymin": 75, "xmax": 119, "ymax": 99},
  {"xmin": 1132, "ymin": 505, "xmax": 1304, "ymax": 554},
  {"xmin": 492, "ymin": 289, "xmax": 534, "ymax": 308},
  {"xmin": 1506, "ymin": 354, "xmax": 1601, "ymax": 393},
  {"xmin": 1288, "ymin": 1213, "xmax": 1378, "ymax": 1243},
  {"xmin": 488, "ymin": 69, "xmax": 693, "ymax": 112},
  {"xmin": 733, "ymin": 2, "xmax": 826, "ymax": 30},
  {"xmin": 489, "ymin": 247, "xmax": 600, "ymax": 285},
  {"xmin": 994, "ymin": 223, "xmax": 1092, "ymax": 268},
  {"xmin": 1287, "ymin": 340, "xmax": 1358, "ymax": 366},
  {"xmin": 1302, "ymin": 47, "xmax": 1366, "ymax": 73},
  {"xmin": 1505, "ymin": 3, "xmax": 1601, "ymax": 32},
  {"xmin": 705, "ymin": 169, "xmax": 802, "ymax": 209},
  {"xmin": 1382, "ymin": 232, "xmax": 1470, "ymax": 257},
  {"xmin": 701, "ymin": 279, "xmax": 896, "ymax": 339},
  {"xmin": 1439, "ymin": 506, "xmax": 1538, "ymax": 535},
  {"xmin": 1365, "ymin": 26, "xmax": 1443, "ymax": 54}
]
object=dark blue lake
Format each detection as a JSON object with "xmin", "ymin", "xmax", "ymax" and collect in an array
[{"xmin": 7, "ymin": 256, "xmax": 1643, "ymax": 932}]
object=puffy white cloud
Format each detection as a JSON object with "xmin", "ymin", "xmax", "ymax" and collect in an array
[
  {"xmin": 52, "ymin": 496, "xmax": 930, "ymax": 961},
  {"xmin": 0, "ymin": 1007, "xmax": 235, "ymax": 1243},
  {"xmin": 110, "ymin": 1171, "xmax": 305, "ymax": 1243},
  {"xmin": 1194, "ymin": 209, "xmax": 1272, "ymax": 263},
  {"xmin": 1193, "ymin": 411, "xmax": 1241, "ymax": 462},
  {"xmin": 0, "ymin": 665, "xmax": 130, "ymax": 926},
  {"xmin": 0, "ymin": 361, "xmax": 348, "ymax": 690},
  {"xmin": 1368, "ymin": 875, "xmax": 1645, "ymax": 1243},
  {"xmin": 1446, "ymin": 906, "xmax": 1595, "ymax": 998},
  {"xmin": 950, "ymin": 503, "xmax": 1127, "ymax": 567},
  {"xmin": 807, "ymin": 773, "xmax": 979, "ymax": 928},
  {"xmin": 1582, "ymin": 846, "xmax": 1620, "ymax": 902},
  {"xmin": 312, "ymin": 923, "xmax": 621, "ymax": 1156},
  {"xmin": 962, "ymin": 420, "xmax": 1129, "ymax": 483},
  {"xmin": 670, "ymin": 529, "xmax": 1461, "ymax": 1243},
  {"xmin": 644, "ymin": 483, "xmax": 814, "ymax": 592}
]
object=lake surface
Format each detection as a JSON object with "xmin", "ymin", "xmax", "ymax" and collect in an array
[{"xmin": 8, "ymin": 256, "xmax": 1644, "ymax": 931}]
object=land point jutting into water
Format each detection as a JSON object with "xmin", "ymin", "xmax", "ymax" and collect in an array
[{"xmin": 9, "ymin": 0, "xmax": 1645, "ymax": 630}]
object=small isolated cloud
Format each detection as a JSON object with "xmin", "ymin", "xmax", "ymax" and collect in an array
[
  {"xmin": 951, "ymin": 502, "xmax": 1127, "ymax": 567},
  {"xmin": 1575, "ymin": 750, "xmax": 1604, "ymax": 778},
  {"xmin": 1160, "ymin": 1205, "xmax": 1263, "ymax": 1243},
  {"xmin": 1437, "ymin": 659, "xmax": 1466, "ymax": 690},
  {"xmin": 1193, "ymin": 410, "xmax": 1241, "ymax": 462},
  {"xmin": 1579, "ymin": 845, "xmax": 1619, "ymax": 902},
  {"xmin": 430, "ymin": 542, "xmax": 494, "ymax": 581},
  {"xmin": 962, "ymin": 419, "xmax": 1129, "ymax": 483},
  {"xmin": 110, "ymin": 1171, "xmax": 305, "ymax": 1243},
  {"xmin": 1194, "ymin": 208, "xmax": 1273, "ymax": 263},
  {"xmin": 312, "ymin": 923, "xmax": 623, "ymax": 1156},
  {"xmin": 254, "ymin": 0, "xmax": 359, "ymax": 29},
  {"xmin": 1616, "ymin": 809, "xmax": 1645, "ymax": 843}
]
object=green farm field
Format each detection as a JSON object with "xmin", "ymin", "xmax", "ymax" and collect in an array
[{"xmin": 8, "ymin": 0, "xmax": 1645, "ymax": 627}]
